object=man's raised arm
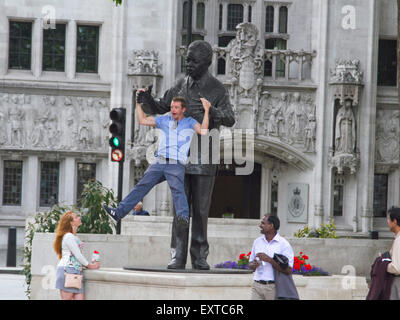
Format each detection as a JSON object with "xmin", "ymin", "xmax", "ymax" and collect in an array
[{"xmin": 136, "ymin": 100, "xmax": 156, "ymax": 127}]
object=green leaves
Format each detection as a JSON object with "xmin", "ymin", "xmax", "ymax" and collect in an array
[{"xmin": 294, "ymin": 220, "xmax": 339, "ymax": 239}]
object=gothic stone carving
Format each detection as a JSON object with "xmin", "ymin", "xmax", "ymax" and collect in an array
[
  {"xmin": 0, "ymin": 93, "xmax": 110, "ymax": 153},
  {"xmin": 375, "ymin": 109, "xmax": 399, "ymax": 164},
  {"xmin": 329, "ymin": 59, "xmax": 363, "ymax": 174},
  {"xmin": 257, "ymin": 91, "xmax": 317, "ymax": 153},
  {"xmin": 228, "ymin": 22, "xmax": 264, "ymax": 129}
]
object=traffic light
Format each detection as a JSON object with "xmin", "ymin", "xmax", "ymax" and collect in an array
[{"xmin": 109, "ymin": 108, "xmax": 126, "ymax": 162}]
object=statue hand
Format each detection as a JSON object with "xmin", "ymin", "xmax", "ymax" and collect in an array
[{"xmin": 136, "ymin": 85, "xmax": 153, "ymax": 104}]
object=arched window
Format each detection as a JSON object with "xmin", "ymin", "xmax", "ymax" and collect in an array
[
  {"xmin": 196, "ymin": 2, "xmax": 205, "ymax": 29},
  {"xmin": 227, "ymin": 4, "xmax": 243, "ymax": 31},
  {"xmin": 183, "ymin": 1, "xmax": 188, "ymax": 29},
  {"xmin": 279, "ymin": 6, "xmax": 288, "ymax": 34},
  {"xmin": 248, "ymin": 5, "xmax": 252, "ymax": 23},
  {"xmin": 265, "ymin": 6, "xmax": 274, "ymax": 33}
]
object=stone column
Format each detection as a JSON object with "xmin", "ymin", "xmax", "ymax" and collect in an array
[
  {"xmin": 156, "ymin": 182, "xmax": 171, "ymax": 217},
  {"xmin": 359, "ymin": 0, "xmax": 379, "ymax": 233},
  {"xmin": 273, "ymin": 4, "xmax": 280, "ymax": 34},
  {"xmin": 61, "ymin": 157, "xmax": 76, "ymax": 206},
  {"xmin": 66, "ymin": 20, "xmax": 77, "ymax": 79},
  {"xmin": 260, "ymin": 160, "xmax": 273, "ymax": 218},
  {"xmin": 222, "ymin": 3, "xmax": 228, "ymax": 32},
  {"xmin": 312, "ymin": 0, "xmax": 329, "ymax": 228},
  {"xmin": 23, "ymin": 156, "xmax": 39, "ymax": 215},
  {"xmin": 32, "ymin": 18, "xmax": 43, "ymax": 78}
]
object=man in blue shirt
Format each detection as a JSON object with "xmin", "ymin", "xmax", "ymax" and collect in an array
[
  {"xmin": 103, "ymin": 96, "xmax": 210, "ymax": 228},
  {"xmin": 132, "ymin": 202, "xmax": 149, "ymax": 216}
]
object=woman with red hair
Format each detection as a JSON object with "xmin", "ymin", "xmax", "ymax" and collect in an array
[{"xmin": 53, "ymin": 211, "xmax": 100, "ymax": 300}]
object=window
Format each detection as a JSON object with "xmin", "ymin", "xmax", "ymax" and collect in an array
[
  {"xmin": 373, "ymin": 174, "xmax": 388, "ymax": 217},
  {"xmin": 76, "ymin": 25, "xmax": 99, "ymax": 73},
  {"xmin": 3, "ymin": 161, "xmax": 23, "ymax": 206},
  {"xmin": 279, "ymin": 6, "xmax": 288, "ymax": 33},
  {"xmin": 196, "ymin": 2, "xmax": 205, "ymax": 30},
  {"xmin": 183, "ymin": 1, "xmax": 189, "ymax": 29},
  {"xmin": 43, "ymin": 24, "xmax": 66, "ymax": 72},
  {"xmin": 227, "ymin": 4, "xmax": 243, "ymax": 31},
  {"xmin": 217, "ymin": 36, "xmax": 235, "ymax": 74},
  {"xmin": 9, "ymin": 21, "xmax": 32, "ymax": 70},
  {"xmin": 248, "ymin": 5, "xmax": 252, "ymax": 23},
  {"xmin": 265, "ymin": 6, "xmax": 274, "ymax": 33},
  {"xmin": 219, "ymin": 4, "xmax": 223, "ymax": 30},
  {"xmin": 265, "ymin": 38, "xmax": 287, "ymax": 77},
  {"xmin": 76, "ymin": 163, "xmax": 96, "ymax": 205},
  {"xmin": 333, "ymin": 175, "xmax": 344, "ymax": 217},
  {"xmin": 377, "ymin": 39, "xmax": 397, "ymax": 86},
  {"xmin": 40, "ymin": 161, "xmax": 59, "ymax": 207}
]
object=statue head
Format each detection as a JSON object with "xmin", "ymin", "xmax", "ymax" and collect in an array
[{"xmin": 186, "ymin": 40, "xmax": 213, "ymax": 80}]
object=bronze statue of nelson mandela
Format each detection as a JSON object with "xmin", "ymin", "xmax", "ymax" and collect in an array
[{"xmin": 137, "ymin": 40, "xmax": 235, "ymax": 270}]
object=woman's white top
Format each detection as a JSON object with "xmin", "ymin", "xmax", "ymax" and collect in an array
[{"xmin": 57, "ymin": 233, "xmax": 89, "ymax": 270}]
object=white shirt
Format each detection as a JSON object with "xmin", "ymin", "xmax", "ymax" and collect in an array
[
  {"xmin": 249, "ymin": 233, "xmax": 294, "ymax": 281},
  {"xmin": 57, "ymin": 233, "xmax": 89, "ymax": 269}
]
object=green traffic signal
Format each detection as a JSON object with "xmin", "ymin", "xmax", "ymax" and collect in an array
[{"xmin": 112, "ymin": 137, "xmax": 120, "ymax": 147}]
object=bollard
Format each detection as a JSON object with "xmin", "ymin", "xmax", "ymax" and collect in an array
[{"xmin": 6, "ymin": 227, "xmax": 17, "ymax": 267}]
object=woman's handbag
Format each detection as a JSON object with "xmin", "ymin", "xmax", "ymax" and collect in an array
[
  {"xmin": 64, "ymin": 253, "xmax": 83, "ymax": 289},
  {"xmin": 64, "ymin": 272, "xmax": 83, "ymax": 289}
]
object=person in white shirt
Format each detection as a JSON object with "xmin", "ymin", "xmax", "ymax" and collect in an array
[
  {"xmin": 248, "ymin": 214, "xmax": 294, "ymax": 300},
  {"xmin": 387, "ymin": 207, "xmax": 400, "ymax": 300},
  {"xmin": 53, "ymin": 211, "xmax": 100, "ymax": 300}
]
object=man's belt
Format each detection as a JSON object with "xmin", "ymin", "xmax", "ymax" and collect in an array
[{"xmin": 255, "ymin": 280, "xmax": 275, "ymax": 285}]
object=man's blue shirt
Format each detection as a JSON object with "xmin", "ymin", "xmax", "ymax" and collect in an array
[{"xmin": 154, "ymin": 115, "xmax": 198, "ymax": 163}]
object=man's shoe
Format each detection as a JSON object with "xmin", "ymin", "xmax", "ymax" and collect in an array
[
  {"xmin": 167, "ymin": 261, "xmax": 186, "ymax": 270},
  {"xmin": 103, "ymin": 205, "xmax": 119, "ymax": 223},
  {"xmin": 193, "ymin": 259, "xmax": 210, "ymax": 270}
]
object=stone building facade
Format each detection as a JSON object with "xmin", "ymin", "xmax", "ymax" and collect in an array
[{"xmin": 0, "ymin": 0, "xmax": 398, "ymax": 254}]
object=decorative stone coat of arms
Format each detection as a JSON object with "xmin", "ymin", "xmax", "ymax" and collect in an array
[{"xmin": 228, "ymin": 22, "xmax": 264, "ymax": 129}]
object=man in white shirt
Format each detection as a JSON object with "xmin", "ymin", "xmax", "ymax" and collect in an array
[
  {"xmin": 248, "ymin": 214, "xmax": 294, "ymax": 300},
  {"xmin": 387, "ymin": 207, "xmax": 400, "ymax": 300}
]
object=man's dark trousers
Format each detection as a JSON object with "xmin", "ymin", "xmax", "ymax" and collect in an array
[{"xmin": 171, "ymin": 174, "xmax": 216, "ymax": 268}]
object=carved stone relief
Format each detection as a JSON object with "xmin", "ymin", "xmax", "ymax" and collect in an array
[
  {"xmin": 257, "ymin": 91, "xmax": 317, "ymax": 153},
  {"xmin": 375, "ymin": 109, "xmax": 399, "ymax": 164},
  {"xmin": 0, "ymin": 93, "xmax": 110, "ymax": 153}
]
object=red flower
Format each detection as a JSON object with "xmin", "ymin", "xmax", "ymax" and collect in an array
[
  {"xmin": 305, "ymin": 264, "xmax": 312, "ymax": 271},
  {"xmin": 299, "ymin": 252, "xmax": 303, "ymax": 255},
  {"xmin": 294, "ymin": 256, "xmax": 299, "ymax": 263},
  {"xmin": 299, "ymin": 259, "xmax": 305, "ymax": 265},
  {"xmin": 302, "ymin": 255, "xmax": 309, "ymax": 260},
  {"xmin": 247, "ymin": 251, "xmax": 251, "ymax": 256},
  {"xmin": 239, "ymin": 253, "xmax": 246, "ymax": 260},
  {"xmin": 293, "ymin": 262, "xmax": 301, "ymax": 271}
]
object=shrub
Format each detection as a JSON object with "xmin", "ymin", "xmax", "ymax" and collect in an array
[{"xmin": 294, "ymin": 220, "xmax": 339, "ymax": 239}]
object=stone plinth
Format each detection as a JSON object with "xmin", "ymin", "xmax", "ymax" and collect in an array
[{"xmin": 31, "ymin": 268, "xmax": 368, "ymax": 300}]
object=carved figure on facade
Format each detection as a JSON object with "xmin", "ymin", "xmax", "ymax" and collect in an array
[
  {"xmin": 258, "ymin": 91, "xmax": 317, "ymax": 153},
  {"xmin": 375, "ymin": 109, "xmax": 399, "ymax": 163},
  {"xmin": 8, "ymin": 100, "xmax": 25, "ymax": 147},
  {"xmin": 0, "ymin": 111, "xmax": 7, "ymax": 145},
  {"xmin": 328, "ymin": 58, "xmax": 363, "ymax": 174},
  {"xmin": 334, "ymin": 99, "xmax": 356, "ymax": 155},
  {"xmin": 0, "ymin": 94, "xmax": 110, "ymax": 152}
]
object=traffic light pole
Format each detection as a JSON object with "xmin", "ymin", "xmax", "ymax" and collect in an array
[{"xmin": 116, "ymin": 160, "xmax": 124, "ymax": 235}]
